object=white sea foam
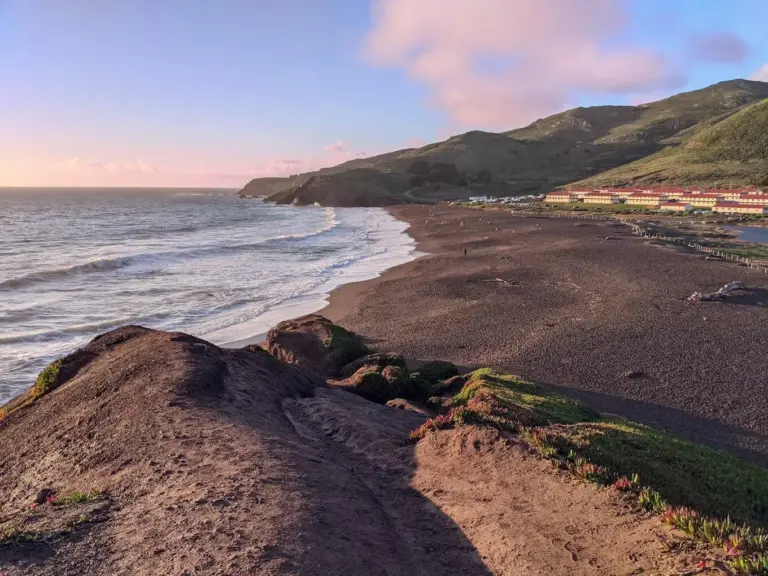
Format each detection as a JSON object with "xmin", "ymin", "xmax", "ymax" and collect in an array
[{"xmin": 0, "ymin": 192, "xmax": 418, "ymax": 401}]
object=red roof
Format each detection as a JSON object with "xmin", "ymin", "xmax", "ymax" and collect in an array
[
  {"xmin": 682, "ymin": 193, "xmax": 721, "ymax": 199},
  {"xmin": 599, "ymin": 188, "xmax": 636, "ymax": 193},
  {"xmin": 641, "ymin": 187, "xmax": 686, "ymax": 193},
  {"xmin": 548, "ymin": 191, "xmax": 574, "ymax": 195}
]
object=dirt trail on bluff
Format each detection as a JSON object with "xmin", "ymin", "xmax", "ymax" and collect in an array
[{"xmin": 0, "ymin": 326, "xmax": 695, "ymax": 575}]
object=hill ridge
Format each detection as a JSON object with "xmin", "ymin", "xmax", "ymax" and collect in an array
[{"xmin": 238, "ymin": 79, "xmax": 768, "ymax": 205}]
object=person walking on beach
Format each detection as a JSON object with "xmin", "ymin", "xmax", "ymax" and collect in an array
[{"xmin": 464, "ymin": 248, "xmax": 467, "ymax": 256}]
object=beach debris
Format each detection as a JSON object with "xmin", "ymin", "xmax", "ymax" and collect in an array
[
  {"xmin": 687, "ymin": 281, "xmax": 749, "ymax": 302},
  {"xmin": 623, "ymin": 368, "xmax": 646, "ymax": 379},
  {"xmin": 482, "ymin": 278, "xmax": 522, "ymax": 287}
]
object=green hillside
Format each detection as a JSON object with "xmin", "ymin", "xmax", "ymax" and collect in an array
[
  {"xmin": 575, "ymin": 97, "xmax": 768, "ymax": 188},
  {"xmin": 238, "ymin": 80, "xmax": 768, "ymax": 206}
]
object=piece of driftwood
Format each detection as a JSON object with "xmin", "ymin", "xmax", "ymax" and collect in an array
[{"xmin": 688, "ymin": 281, "xmax": 748, "ymax": 302}]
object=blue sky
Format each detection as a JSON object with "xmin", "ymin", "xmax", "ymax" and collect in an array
[{"xmin": 1, "ymin": 0, "xmax": 766, "ymax": 187}]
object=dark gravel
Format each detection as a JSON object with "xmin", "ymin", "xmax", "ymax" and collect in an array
[{"xmin": 336, "ymin": 205, "xmax": 768, "ymax": 466}]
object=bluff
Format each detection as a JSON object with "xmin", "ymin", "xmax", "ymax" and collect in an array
[{"xmin": 3, "ymin": 317, "xmax": 768, "ymax": 574}]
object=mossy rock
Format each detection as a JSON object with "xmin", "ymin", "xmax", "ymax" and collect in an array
[
  {"xmin": 418, "ymin": 360, "xmax": 459, "ymax": 383},
  {"xmin": 350, "ymin": 370, "xmax": 395, "ymax": 404},
  {"xmin": 381, "ymin": 365, "xmax": 412, "ymax": 396},
  {"xmin": 340, "ymin": 353, "xmax": 407, "ymax": 378},
  {"xmin": 342, "ymin": 365, "xmax": 419, "ymax": 404},
  {"xmin": 430, "ymin": 374, "xmax": 467, "ymax": 396},
  {"xmin": 325, "ymin": 323, "xmax": 371, "ymax": 369},
  {"xmin": 408, "ymin": 372, "xmax": 434, "ymax": 401}
]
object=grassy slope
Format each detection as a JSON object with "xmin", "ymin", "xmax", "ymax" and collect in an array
[
  {"xmin": 412, "ymin": 368, "xmax": 768, "ymax": 573},
  {"xmin": 574, "ymin": 97, "xmax": 768, "ymax": 188},
  {"xmin": 415, "ymin": 369, "xmax": 768, "ymax": 524}
]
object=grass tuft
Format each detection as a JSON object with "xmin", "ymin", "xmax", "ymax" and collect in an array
[
  {"xmin": 33, "ymin": 359, "xmax": 62, "ymax": 398},
  {"xmin": 54, "ymin": 491, "xmax": 101, "ymax": 506}
]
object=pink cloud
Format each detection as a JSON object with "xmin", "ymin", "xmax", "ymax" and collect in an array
[
  {"xmin": 323, "ymin": 140, "xmax": 348, "ymax": 153},
  {"xmin": 362, "ymin": 0, "xmax": 683, "ymax": 129},
  {"xmin": 57, "ymin": 157, "xmax": 160, "ymax": 174},
  {"xmin": 751, "ymin": 63, "xmax": 768, "ymax": 82},
  {"xmin": 47, "ymin": 141, "xmax": 371, "ymax": 186},
  {"xmin": 690, "ymin": 33, "xmax": 748, "ymax": 63}
]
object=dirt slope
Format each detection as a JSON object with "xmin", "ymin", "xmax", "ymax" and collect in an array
[
  {"xmin": 1, "ymin": 326, "xmax": 697, "ymax": 575},
  {"xmin": 414, "ymin": 428, "xmax": 695, "ymax": 576}
]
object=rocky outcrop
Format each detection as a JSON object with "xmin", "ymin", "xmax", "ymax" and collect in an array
[
  {"xmin": 336, "ymin": 366, "xmax": 420, "ymax": 404},
  {"xmin": 263, "ymin": 314, "xmax": 370, "ymax": 376},
  {"xmin": 340, "ymin": 353, "xmax": 407, "ymax": 378},
  {"xmin": 417, "ymin": 360, "xmax": 460, "ymax": 383},
  {"xmin": 265, "ymin": 169, "xmax": 414, "ymax": 207}
]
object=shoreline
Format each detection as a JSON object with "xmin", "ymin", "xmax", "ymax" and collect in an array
[{"xmin": 217, "ymin": 207, "xmax": 424, "ymax": 348}]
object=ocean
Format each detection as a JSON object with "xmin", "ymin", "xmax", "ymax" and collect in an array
[{"xmin": 0, "ymin": 188, "xmax": 418, "ymax": 402}]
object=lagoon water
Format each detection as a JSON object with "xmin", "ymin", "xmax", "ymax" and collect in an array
[
  {"xmin": 0, "ymin": 189, "xmax": 418, "ymax": 401},
  {"xmin": 725, "ymin": 224, "xmax": 768, "ymax": 245}
]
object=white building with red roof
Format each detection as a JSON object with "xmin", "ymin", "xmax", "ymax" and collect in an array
[
  {"xmin": 545, "ymin": 191, "xmax": 578, "ymax": 203},
  {"xmin": 739, "ymin": 193, "xmax": 768, "ymax": 205},
  {"xmin": 712, "ymin": 202, "xmax": 767, "ymax": 215},
  {"xmin": 626, "ymin": 192, "xmax": 666, "ymax": 206},
  {"xmin": 680, "ymin": 193, "xmax": 721, "ymax": 208},
  {"xmin": 659, "ymin": 202, "xmax": 693, "ymax": 212},
  {"xmin": 583, "ymin": 191, "xmax": 621, "ymax": 204}
]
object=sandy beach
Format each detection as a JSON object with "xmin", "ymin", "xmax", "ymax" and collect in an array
[{"xmin": 322, "ymin": 204, "xmax": 768, "ymax": 466}]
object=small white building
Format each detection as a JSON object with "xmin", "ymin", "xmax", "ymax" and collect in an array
[{"xmin": 659, "ymin": 202, "xmax": 693, "ymax": 212}]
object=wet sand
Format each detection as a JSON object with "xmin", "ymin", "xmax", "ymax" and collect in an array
[{"xmin": 323, "ymin": 205, "xmax": 768, "ymax": 466}]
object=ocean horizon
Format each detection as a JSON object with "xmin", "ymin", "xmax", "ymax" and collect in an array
[{"xmin": 0, "ymin": 188, "xmax": 418, "ymax": 402}]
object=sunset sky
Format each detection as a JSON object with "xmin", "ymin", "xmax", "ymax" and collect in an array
[{"xmin": 2, "ymin": 0, "xmax": 768, "ymax": 187}]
